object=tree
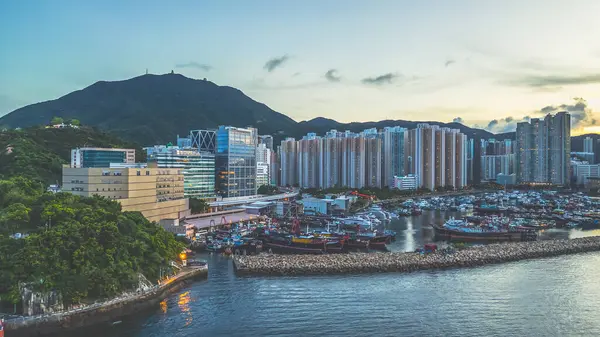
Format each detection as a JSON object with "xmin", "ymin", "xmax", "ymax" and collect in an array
[
  {"xmin": 50, "ymin": 117, "xmax": 63, "ymax": 125},
  {"xmin": 69, "ymin": 119, "xmax": 80, "ymax": 126},
  {"xmin": 257, "ymin": 185, "xmax": 278, "ymax": 195},
  {"xmin": 0, "ymin": 203, "xmax": 31, "ymax": 233},
  {"xmin": 189, "ymin": 198, "xmax": 210, "ymax": 214}
]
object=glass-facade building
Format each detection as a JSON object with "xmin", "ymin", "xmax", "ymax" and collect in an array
[
  {"xmin": 71, "ymin": 148, "xmax": 135, "ymax": 168},
  {"xmin": 146, "ymin": 145, "xmax": 216, "ymax": 199},
  {"xmin": 215, "ymin": 126, "xmax": 258, "ymax": 198}
]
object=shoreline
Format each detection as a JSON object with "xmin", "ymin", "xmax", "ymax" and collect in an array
[
  {"xmin": 233, "ymin": 237, "xmax": 600, "ymax": 276},
  {"xmin": 5, "ymin": 266, "xmax": 208, "ymax": 337}
]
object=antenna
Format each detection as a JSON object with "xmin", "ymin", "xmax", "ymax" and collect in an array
[{"xmin": 146, "ymin": 68, "xmax": 148, "ymax": 75}]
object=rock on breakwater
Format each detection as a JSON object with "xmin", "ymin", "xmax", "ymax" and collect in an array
[{"xmin": 233, "ymin": 237, "xmax": 600, "ymax": 276}]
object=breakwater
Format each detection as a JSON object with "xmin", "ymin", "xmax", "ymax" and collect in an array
[
  {"xmin": 6, "ymin": 266, "xmax": 208, "ymax": 337},
  {"xmin": 233, "ymin": 237, "xmax": 600, "ymax": 276}
]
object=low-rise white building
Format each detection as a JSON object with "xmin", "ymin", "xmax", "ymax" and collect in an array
[
  {"xmin": 300, "ymin": 197, "xmax": 333, "ymax": 215},
  {"xmin": 256, "ymin": 162, "xmax": 270, "ymax": 187},
  {"xmin": 393, "ymin": 175, "xmax": 418, "ymax": 190},
  {"xmin": 573, "ymin": 164, "xmax": 600, "ymax": 185}
]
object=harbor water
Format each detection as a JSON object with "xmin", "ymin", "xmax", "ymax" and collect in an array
[{"xmin": 53, "ymin": 211, "xmax": 600, "ymax": 337}]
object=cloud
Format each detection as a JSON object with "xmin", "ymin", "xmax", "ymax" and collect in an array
[
  {"xmin": 264, "ymin": 55, "xmax": 289, "ymax": 72},
  {"xmin": 504, "ymin": 74, "xmax": 600, "ymax": 88},
  {"xmin": 452, "ymin": 117, "xmax": 464, "ymax": 124},
  {"xmin": 537, "ymin": 97, "xmax": 597, "ymax": 130},
  {"xmin": 483, "ymin": 116, "xmax": 529, "ymax": 133},
  {"xmin": 324, "ymin": 69, "xmax": 341, "ymax": 82},
  {"xmin": 175, "ymin": 62, "xmax": 212, "ymax": 71},
  {"xmin": 445, "ymin": 59, "xmax": 455, "ymax": 67},
  {"xmin": 361, "ymin": 73, "xmax": 397, "ymax": 85},
  {"xmin": 481, "ymin": 98, "xmax": 599, "ymax": 133}
]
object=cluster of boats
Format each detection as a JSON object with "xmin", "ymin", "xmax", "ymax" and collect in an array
[
  {"xmin": 433, "ymin": 217, "xmax": 538, "ymax": 242},
  {"xmin": 201, "ymin": 210, "xmax": 397, "ymax": 255}
]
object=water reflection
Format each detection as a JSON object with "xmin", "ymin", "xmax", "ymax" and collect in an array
[
  {"xmin": 159, "ymin": 299, "xmax": 167, "ymax": 314},
  {"xmin": 178, "ymin": 291, "xmax": 192, "ymax": 327}
]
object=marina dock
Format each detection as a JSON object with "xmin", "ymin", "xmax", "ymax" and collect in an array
[{"xmin": 233, "ymin": 236, "xmax": 600, "ymax": 276}]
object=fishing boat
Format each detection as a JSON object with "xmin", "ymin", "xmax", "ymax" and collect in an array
[
  {"xmin": 433, "ymin": 218, "xmax": 537, "ymax": 242},
  {"xmin": 264, "ymin": 242, "xmax": 324, "ymax": 254},
  {"xmin": 345, "ymin": 239, "xmax": 370, "ymax": 250},
  {"xmin": 206, "ymin": 241, "xmax": 223, "ymax": 252}
]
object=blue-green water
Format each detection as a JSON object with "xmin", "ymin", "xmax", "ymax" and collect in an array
[{"xmin": 59, "ymin": 212, "xmax": 600, "ymax": 337}]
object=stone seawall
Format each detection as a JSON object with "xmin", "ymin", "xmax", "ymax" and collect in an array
[
  {"xmin": 6, "ymin": 267, "xmax": 208, "ymax": 337},
  {"xmin": 233, "ymin": 237, "xmax": 600, "ymax": 276}
]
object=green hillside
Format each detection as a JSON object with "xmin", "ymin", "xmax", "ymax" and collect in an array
[{"xmin": 0, "ymin": 126, "xmax": 145, "ymax": 185}]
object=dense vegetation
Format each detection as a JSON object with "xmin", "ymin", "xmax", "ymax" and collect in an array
[
  {"xmin": 189, "ymin": 198, "xmax": 210, "ymax": 214},
  {"xmin": 0, "ymin": 125, "xmax": 183, "ymax": 313},
  {"xmin": 258, "ymin": 185, "xmax": 279, "ymax": 195},
  {"xmin": 0, "ymin": 176, "xmax": 184, "ymax": 310},
  {"xmin": 0, "ymin": 126, "xmax": 145, "ymax": 184}
]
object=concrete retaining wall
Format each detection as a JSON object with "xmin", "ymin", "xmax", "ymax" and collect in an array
[
  {"xmin": 6, "ymin": 267, "xmax": 207, "ymax": 337},
  {"xmin": 233, "ymin": 237, "xmax": 600, "ymax": 276}
]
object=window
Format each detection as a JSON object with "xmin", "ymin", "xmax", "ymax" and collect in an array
[
  {"xmin": 146, "ymin": 171, "xmax": 150, "ymax": 176},
  {"xmin": 137, "ymin": 170, "xmax": 141, "ymax": 176}
]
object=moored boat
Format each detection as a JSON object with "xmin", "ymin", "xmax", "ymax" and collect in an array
[
  {"xmin": 264, "ymin": 242, "xmax": 324, "ymax": 254},
  {"xmin": 433, "ymin": 218, "xmax": 537, "ymax": 242}
]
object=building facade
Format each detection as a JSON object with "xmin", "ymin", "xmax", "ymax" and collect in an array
[
  {"xmin": 71, "ymin": 147, "xmax": 135, "ymax": 168},
  {"xmin": 406, "ymin": 124, "xmax": 467, "ymax": 190},
  {"xmin": 341, "ymin": 132, "xmax": 366, "ymax": 188},
  {"xmin": 258, "ymin": 135, "xmax": 274, "ymax": 151},
  {"xmin": 297, "ymin": 133, "xmax": 322, "ymax": 188},
  {"xmin": 321, "ymin": 130, "xmax": 343, "ymax": 188},
  {"xmin": 363, "ymin": 129, "xmax": 382, "ymax": 188},
  {"xmin": 215, "ymin": 126, "xmax": 258, "ymax": 198},
  {"xmin": 382, "ymin": 126, "xmax": 407, "ymax": 188},
  {"xmin": 584, "ymin": 136, "xmax": 594, "ymax": 154},
  {"xmin": 516, "ymin": 112, "xmax": 571, "ymax": 185},
  {"xmin": 146, "ymin": 145, "xmax": 215, "ymax": 199},
  {"xmin": 280, "ymin": 138, "xmax": 298, "ymax": 187},
  {"xmin": 62, "ymin": 167, "xmax": 190, "ymax": 222},
  {"xmin": 256, "ymin": 143, "xmax": 272, "ymax": 187},
  {"xmin": 480, "ymin": 138, "xmax": 515, "ymax": 182}
]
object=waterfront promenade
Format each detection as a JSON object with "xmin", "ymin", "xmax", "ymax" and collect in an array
[{"xmin": 233, "ymin": 236, "xmax": 600, "ymax": 276}]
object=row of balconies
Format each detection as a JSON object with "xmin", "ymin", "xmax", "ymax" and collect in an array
[{"xmin": 156, "ymin": 196, "xmax": 185, "ymax": 203}]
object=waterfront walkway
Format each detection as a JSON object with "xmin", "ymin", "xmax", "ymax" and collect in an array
[{"xmin": 5, "ymin": 266, "xmax": 207, "ymax": 333}]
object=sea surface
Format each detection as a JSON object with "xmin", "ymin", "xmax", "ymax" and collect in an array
[{"xmin": 57, "ymin": 211, "xmax": 600, "ymax": 337}]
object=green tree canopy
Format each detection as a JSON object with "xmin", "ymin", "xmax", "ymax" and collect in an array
[
  {"xmin": 0, "ymin": 178, "xmax": 184, "ymax": 309},
  {"xmin": 190, "ymin": 198, "xmax": 210, "ymax": 214},
  {"xmin": 50, "ymin": 117, "xmax": 64, "ymax": 125}
]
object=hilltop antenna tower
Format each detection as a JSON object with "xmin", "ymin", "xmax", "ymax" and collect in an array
[{"xmin": 145, "ymin": 68, "xmax": 148, "ymax": 75}]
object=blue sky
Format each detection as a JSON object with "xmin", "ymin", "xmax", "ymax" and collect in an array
[{"xmin": 2, "ymin": 0, "xmax": 600, "ymax": 134}]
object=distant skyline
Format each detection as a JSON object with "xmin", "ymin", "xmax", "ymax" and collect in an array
[{"xmin": 2, "ymin": 0, "xmax": 600, "ymax": 135}]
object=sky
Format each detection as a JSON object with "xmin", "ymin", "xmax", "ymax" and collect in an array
[{"xmin": 2, "ymin": 0, "xmax": 600, "ymax": 135}]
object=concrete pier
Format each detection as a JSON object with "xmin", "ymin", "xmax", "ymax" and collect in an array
[
  {"xmin": 6, "ymin": 266, "xmax": 208, "ymax": 337},
  {"xmin": 233, "ymin": 237, "xmax": 600, "ymax": 276}
]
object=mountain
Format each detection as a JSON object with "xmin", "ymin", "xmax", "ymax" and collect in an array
[
  {"xmin": 0, "ymin": 73, "xmax": 507, "ymax": 145},
  {"xmin": 0, "ymin": 73, "xmax": 297, "ymax": 146},
  {"xmin": 0, "ymin": 126, "xmax": 144, "ymax": 184}
]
